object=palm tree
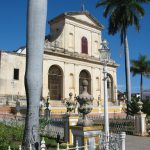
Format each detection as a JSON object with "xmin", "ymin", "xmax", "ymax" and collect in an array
[
  {"xmin": 131, "ymin": 54, "xmax": 150, "ymax": 100},
  {"xmin": 96, "ymin": 0, "xmax": 150, "ymax": 116},
  {"xmin": 22, "ymin": 0, "xmax": 47, "ymax": 149}
]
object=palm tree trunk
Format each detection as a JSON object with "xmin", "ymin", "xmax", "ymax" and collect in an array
[
  {"xmin": 124, "ymin": 33, "xmax": 131, "ymax": 117},
  {"xmin": 140, "ymin": 73, "xmax": 143, "ymax": 101},
  {"xmin": 22, "ymin": 0, "xmax": 47, "ymax": 150}
]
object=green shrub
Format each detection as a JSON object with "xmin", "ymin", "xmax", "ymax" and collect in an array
[
  {"xmin": 44, "ymin": 137, "xmax": 57, "ymax": 148},
  {"xmin": 124, "ymin": 97, "xmax": 150, "ymax": 116},
  {"xmin": 0, "ymin": 123, "xmax": 23, "ymax": 150}
]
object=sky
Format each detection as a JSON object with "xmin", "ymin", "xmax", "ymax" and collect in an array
[{"xmin": 0, "ymin": 0, "xmax": 150, "ymax": 93}]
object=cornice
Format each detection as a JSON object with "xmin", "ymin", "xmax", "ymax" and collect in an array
[{"xmin": 44, "ymin": 49, "xmax": 118, "ymax": 68}]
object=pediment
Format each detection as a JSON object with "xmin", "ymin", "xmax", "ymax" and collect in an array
[
  {"xmin": 72, "ymin": 14, "xmax": 97, "ymax": 25},
  {"xmin": 66, "ymin": 12, "xmax": 103, "ymax": 29}
]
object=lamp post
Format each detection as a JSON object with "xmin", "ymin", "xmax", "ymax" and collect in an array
[
  {"xmin": 98, "ymin": 95, "xmax": 101, "ymax": 113},
  {"xmin": 99, "ymin": 40, "xmax": 111, "ymax": 148},
  {"xmin": 114, "ymin": 85, "xmax": 118, "ymax": 105},
  {"xmin": 44, "ymin": 96, "xmax": 51, "ymax": 120}
]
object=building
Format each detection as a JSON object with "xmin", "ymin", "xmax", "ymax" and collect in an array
[
  {"xmin": 0, "ymin": 11, "xmax": 121, "ymax": 113},
  {"xmin": 131, "ymin": 92, "xmax": 140, "ymax": 98},
  {"xmin": 143, "ymin": 89, "xmax": 150, "ymax": 101}
]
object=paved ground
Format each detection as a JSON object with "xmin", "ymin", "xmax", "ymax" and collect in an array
[{"xmin": 126, "ymin": 135, "xmax": 150, "ymax": 150}]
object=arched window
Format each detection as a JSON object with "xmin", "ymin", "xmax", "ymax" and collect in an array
[
  {"xmin": 48, "ymin": 65, "xmax": 63, "ymax": 100},
  {"xmin": 81, "ymin": 37, "xmax": 88, "ymax": 54},
  {"xmin": 107, "ymin": 74, "xmax": 113, "ymax": 102},
  {"xmin": 79, "ymin": 70, "xmax": 91, "ymax": 94}
]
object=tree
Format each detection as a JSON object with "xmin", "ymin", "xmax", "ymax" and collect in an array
[
  {"xmin": 123, "ymin": 96, "xmax": 140, "ymax": 116},
  {"xmin": 123, "ymin": 96, "xmax": 150, "ymax": 116},
  {"xmin": 142, "ymin": 100, "xmax": 150, "ymax": 115},
  {"xmin": 131, "ymin": 54, "xmax": 150, "ymax": 100},
  {"xmin": 96, "ymin": 0, "xmax": 150, "ymax": 116},
  {"xmin": 22, "ymin": 0, "xmax": 47, "ymax": 150}
]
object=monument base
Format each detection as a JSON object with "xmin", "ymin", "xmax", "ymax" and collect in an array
[{"xmin": 71, "ymin": 125, "xmax": 102, "ymax": 149}]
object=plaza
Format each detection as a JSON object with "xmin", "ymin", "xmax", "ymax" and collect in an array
[{"xmin": 126, "ymin": 135, "xmax": 150, "ymax": 150}]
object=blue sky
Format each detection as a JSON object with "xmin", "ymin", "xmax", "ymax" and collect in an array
[{"xmin": 0, "ymin": 0, "xmax": 150, "ymax": 93}]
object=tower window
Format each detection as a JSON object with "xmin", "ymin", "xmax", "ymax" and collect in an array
[
  {"xmin": 81, "ymin": 37, "xmax": 88, "ymax": 54},
  {"xmin": 14, "ymin": 68, "xmax": 19, "ymax": 80}
]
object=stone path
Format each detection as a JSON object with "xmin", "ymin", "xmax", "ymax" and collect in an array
[{"xmin": 126, "ymin": 135, "xmax": 150, "ymax": 150}]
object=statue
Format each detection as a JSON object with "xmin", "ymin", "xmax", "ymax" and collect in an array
[
  {"xmin": 65, "ymin": 92, "xmax": 76, "ymax": 114},
  {"xmin": 76, "ymin": 80, "xmax": 94, "ymax": 126},
  {"xmin": 137, "ymin": 99, "xmax": 143, "ymax": 114}
]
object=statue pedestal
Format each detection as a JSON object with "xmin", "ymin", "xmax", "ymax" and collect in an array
[
  {"xmin": 134, "ymin": 112, "xmax": 147, "ymax": 136},
  {"xmin": 70, "ymin": 125, "xmax": 102, "ymax": 149},
  {"xmin": 63, "ymin": 114, "xmax": 79, "ymax": 144}
]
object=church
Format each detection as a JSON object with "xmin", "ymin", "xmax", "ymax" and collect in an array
[{"xmin": 0, "ymin": 11, "xmax": 122, "ymax": 114}]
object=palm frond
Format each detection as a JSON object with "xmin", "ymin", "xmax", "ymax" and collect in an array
[
  {"xmin": 96, "ymin": 0, "xmax": 148, "ymax": 44},
  {"xmin": 131, "ymin": 54, "xmax": 150, "ymax": 78},
  {"xmin": 133, "ymin": 15, "xmax": 140, "ymax": 31},
  {"xmin": 96, "ymin": 0, "xmax": 108, "ymax": 8},
  {"xmin": 136, "ymin": 0, "xmax": 150, "ymax": 3},
  {"xmin": 131, "ymin": 1, "xmax": 145, "ymax": 17}
]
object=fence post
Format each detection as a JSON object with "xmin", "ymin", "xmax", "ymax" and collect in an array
[
  {"xmin": 89, "ymin": 138, "xmax": 96, "ymax": 150},
  {"xmin": 94, "ymin": 139, "xmax": 96, "ymax": 150},
  {"xmin": 29, "ymin": 144, "xmax": 32, "ymax": 150},
  {"xmin": 76, "ymin": 140, "xmax": 79, "ymax": 150},
  {"xmin": 64, "ymin": 115, "xmax": 78, "ymax": 144},
  {"xmin": 66, "ymin": 142, "xmax": 69, "ymax": 150},
  {"xmin": 85, "ymin": 141, "xmax": 88, "ymax": 150},
  {"xmin": 57, "ymin": 143, "xmax": 60, "ymax": 150},
  {"xmin": 120, "ymin": 132, "xmax": 126, "ymax": 150},
  {"xmin": 41, "ymin": 137, "xmax": 46, "ymax": 150}
]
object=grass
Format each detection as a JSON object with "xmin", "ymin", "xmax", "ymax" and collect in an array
[{"xmin": 0, "ymin": 122, "xmax": 70, "ymax": 150}]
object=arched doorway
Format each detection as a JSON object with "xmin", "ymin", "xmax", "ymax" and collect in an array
[
  {"xmin": 48, "ymin": 65, "xmax": 63, "ymax": 100},
  {"xmin": 79, "ymin": 70, "xmax": 91, "ymax": 94},
  {"xmin": 107, "ymin": 74, "xmax": 113, "ymax": 102}
]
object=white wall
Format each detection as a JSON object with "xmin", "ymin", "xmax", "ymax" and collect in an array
[
  {"xmin": 0, "ymin": 51, "xmax": 117, "ymax": 104},
  {"xmin": 63, "ymin": 18, "xmax": 101, "ymax": 58},
  {"xmin": 49, "ymin": 14, "xmax": 102, "ymax": 58},
  {"xmin": 0, "ymin": 52, "xmax": 26, "ymax": 96}
]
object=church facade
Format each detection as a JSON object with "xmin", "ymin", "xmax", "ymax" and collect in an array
[{"xmin": 0, "ymin": 11, "xmax": 120, "ymax": 113}]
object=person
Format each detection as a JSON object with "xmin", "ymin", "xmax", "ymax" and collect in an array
[{"xmin": 56, "ymin": 133, "xmax": 60, "ymax": 143}]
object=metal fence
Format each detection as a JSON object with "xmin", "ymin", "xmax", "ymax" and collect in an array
[
  {"xmin": 87, "ymin": 115, "xmax": 135, "ymax": 135},
  {"xmin": 109, "ymin": 118, "xmax": 134, "ymax": 135},
  {"xmin": 8, "ymin": 132, "xmax": 126, "ymax": 150},
  {"xmin": 40, "ymin": 118, "xmax": 65, "ymax": 140}
]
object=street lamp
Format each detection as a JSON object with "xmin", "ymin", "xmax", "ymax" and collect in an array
[
  {"xmin": 98, "ymin": 95, "xmax": 101, "ymax": 113},
  {"xmin": 99, "ymin": 39, "xmax": 111, "ymax": 147},
  {"xmin": 114, "ymin": 85, "xmax": 118, "ymax": 105}
]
